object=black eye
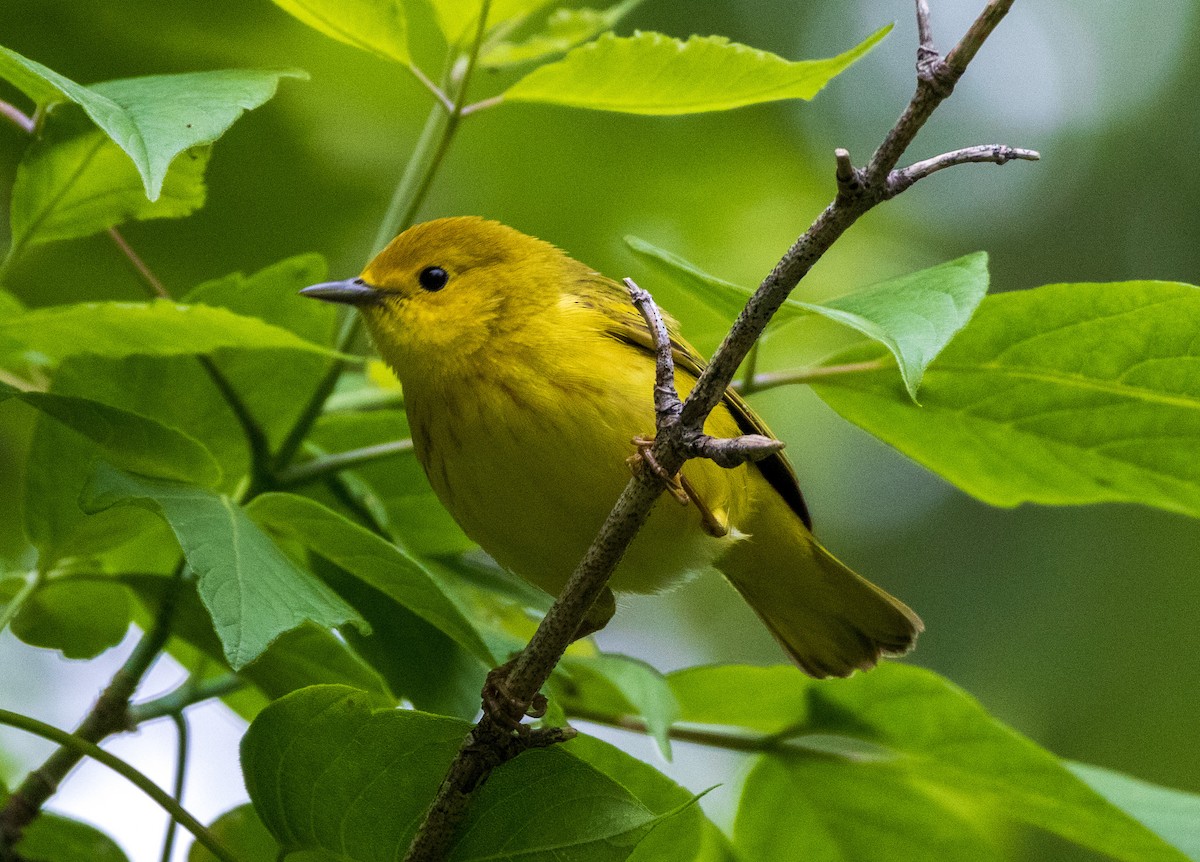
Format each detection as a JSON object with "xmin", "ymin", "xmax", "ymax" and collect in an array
[{"xmin": 418, "ymin": 266, "xmax": 449, "ymax": 292}]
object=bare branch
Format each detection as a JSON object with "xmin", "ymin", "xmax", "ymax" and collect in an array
[
  {"xmin": 624, "ymin": 278, "xmax": 682, "ymax": 427},
  {"xmin": 888, "ymin": 144, "xmax": 1040, "ymax": 196},
  {"xmin": 691, "ymin": 434, "xmax": 785, "ymax": 468},
  {"xmin": 915, "ymin": 0, "xmax": 937, "ymax": 63}
]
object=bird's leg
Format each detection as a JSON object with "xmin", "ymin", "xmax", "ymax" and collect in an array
[
  {"xmin": 482, "ymin": 588, "xmax": 617, "ymax": 732},
  {"xmin": 627, "ymin": 435, "xmax": 689, "ymax": 504}
]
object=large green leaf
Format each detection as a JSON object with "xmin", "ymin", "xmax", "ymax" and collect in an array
[
  {"xmin": 10, "ymin": 578, "xmax": 132, "ymax": 659},
  {"xmin": 247, "ymin": 492, "xmax": 494, "ymax": 665},
  {"xmin": 8, "ymin": 111, "xmax": 207, "ymax": 263},
  {"xmin": 182, "ymin": 254, "xmax": 338, "ymax": 450},
  {"xmin": 1072, "ymin": 763, "xmax": 1200, "ymax": 861},
  {"xmin": 503, "ymin": 25, "xmax": 889, "ymax": 114},
  {"xmin": 811, "ymin": 280, "xmax": 1200, "ymax": 516},
  {"xmin": 22, "ymin": 356, "xmax": 248, "ymax": 563},
  {"xmin": 626, "ymin": 236, "xmax": 987, "ymax": 399},
  {"xmin": 269, "ymin": 0, "xmax": 410, "ymax": 65},
  {"xmin": 0, "ymin": 381, "xmax": 222, "ymax": 485},
  {"xmin": 183, "ymin": 254, "xmax": 335, "ymax": 346},
  {"xmin": 10, "ymin": 810, "xmax": 130, "ymax": 862},
  {"xmin": 670, "ymin": 664, "xmax": 1188, "ymax": 862},
  {"xmin": 188, "ymin": 805, "xmax": 279, "ymax": 862},
  {"xmin": 242, "ymin": 685, "xmax": 674, "ymax": 861},
  {"xmin": 481, "ymin": 0, "xmax": 644, "ymax": 68},
  {"xmin": 0, "ymin": 45, "xmax": 303, "ymax": 199},
  {"xmin": 81, "ymin": 465, "xmax": 364, "ymax": 669},
  {"xmin": 0, "ymin": 299, "xmax": 338, "ymax": 365},
  {"xmin": 431, "ymin": 0, "xmax": 557, "ymax": 48},
  {"xmin": 557, "ymin": 652, "xmax": 679, "ymax": 760}
]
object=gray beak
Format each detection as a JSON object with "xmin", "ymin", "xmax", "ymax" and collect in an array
[{"xmin": 299, "ymin": 279, "xmax": 381, "ymax": 306}]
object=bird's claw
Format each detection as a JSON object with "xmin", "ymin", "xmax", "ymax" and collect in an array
[
  {"xmin": 483, "ymin": 661, "xmax": 548, "ymax": 733},
  {"xmin": 627, "ymin": 435, "xmax": 689, "ymax": 505}
]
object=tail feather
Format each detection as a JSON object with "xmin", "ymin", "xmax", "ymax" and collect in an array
[{"xmin": 718, "ymin": 504, "xmax": 922, "ymax": 678}]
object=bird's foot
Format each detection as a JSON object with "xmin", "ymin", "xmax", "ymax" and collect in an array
[
  {"xmin": 482, "ymin": 659, "xmax": 548, "ymax": 733},
  {"xmin": 627, "ymin": 435, "xmax": 689, "ymax": 504}
]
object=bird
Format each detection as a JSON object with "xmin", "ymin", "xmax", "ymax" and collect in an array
[{"xmin": 301, "ymin": 216, "xmax": 921, "ymax": 677}]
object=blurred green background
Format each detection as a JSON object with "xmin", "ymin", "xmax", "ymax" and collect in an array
[{"xmin": 1, "ymin": 0, "xmax": 1197, "ymax": 858}]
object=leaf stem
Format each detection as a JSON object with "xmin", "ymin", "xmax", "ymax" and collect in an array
[
  {"xmin": 0, "ymin": 99, "xmax": 34, "ymax": 134},
  {"xmin": 735, "ymin": 358, "xmax": 890, "ymax": 395},
  {"xmin": 0, "ymin": 708, "xmax": 235, "ymax": 862},
  {"xmin": 128, "ymin": 674, "xmax": 245, "ymax": 725},
  {"xmin": 568, "ymin": 707, "xmax": 776, "ymax": 754},
  {"xmin": 275, "ymin": 438, "xmax": 414, "ymax": 488},
  {"xmin": 158, "ymin": 713, "xmax": 190, "ymax": 862},
  {"xmin": 0, "ymin": 571, "xmax": 41, "ymax": 633}
]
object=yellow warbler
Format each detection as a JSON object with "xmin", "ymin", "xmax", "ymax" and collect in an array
[{"xmin": 301, "ymin": 217, "xmax": 921, "ymax": 676}]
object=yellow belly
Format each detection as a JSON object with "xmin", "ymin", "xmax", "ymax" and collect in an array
[{"xmin": 403, "ymin": 340, "xmax": 754, "ymax": 596}]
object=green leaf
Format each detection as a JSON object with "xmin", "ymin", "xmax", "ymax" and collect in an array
[
  {"xmin": 671, "ymin": 664, "xmax": 1188, "ymax": 862},
  {"xmin": 431, "ymin": 0, "xmax": 557, "ymax": 48},
  {"xmin": 81, "ymin": 465, "xmax": 364, "ymax": 669},
  {"xmin": 481, "ymin": 0, "xmax": 645, "ymax": 68},
  {"xmin": 247, "ymin": 493, "xmax": 494, "ymax": 665},
  {"xmin": 10, "ymin": 579, "xmax": 132, "ymax": 659},
  {"xmin": 566, "ymin": 733, "xmax": 733, "ymax": 862},
  {"xmin": 625, "ymin": 234, "xmax": 787, "ymax": 324},
  {"xmin": 0, "ymin": 299, "xmax": 338, "ymax": 365},
  {"xmin": 8, "ymin": 110, "xmax": 207, "ymax": 262},
  {"xmin": 184, "ymin": 254, "xmax": 334, "ymax": 345},
  {"xmin": 125, "ymin": 573, "xmax": 394, "ymax": 720},
  {"xmin": 558, "ymin": 652, "xmax": 679, "ymax": 760},
  {"xmin": 0, "ymin": 382, "xmax": 222, "ymax": 486},
  {"xmin": 811, "ymin": 280, "xmax": 1200, "ymax": 517},
  {"xmin": 188, "ymin": 804, "xmax": 279, "ymax": 862},
  {"xmin": 0, "ymin": 45, "xmax": 303, "ymax": 199},
  {"xmin": 182, "ymin": 255, "xmax": 338, "ymax": 450},
  {"xmin": 810, "ymin": 253, "xmax": 989, "ymax": 399},
  {"xmin": 242, "ymin": 685, "xmax": 671, "ymax": 861},
  {"xmin": 626, "ymin": 236, "xmax": 987, "ymax": 399},
  {"xmin": 504, "ymin": 25, "xmax": 890, "ymax": 114},
  {"xmin": 12, "ymin": 810, "xmax": 130, "ymax": 862},
  {"xmin": 22, "ymin": 356, "xmax": 249, "ymax": 563},
  {"xmin": 735, "ymin": 753, "xmax": 1005, "ymax": 862},
  {"xmin": 1071, "ymin": 763, "xmax": 1200, "ymax": 860},
  {"xmin": 270, "ymin": 0, "xmax": 410, "ymax": 65}
]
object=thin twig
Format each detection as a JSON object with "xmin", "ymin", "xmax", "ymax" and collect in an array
[
  {"xmin": 158, "ymin": 713, "xmax": 190, "ymax": 862},
  {"xmin": 107, "ymin": 228, "xmax": 170, "ymax": 299},
  {"xmin": 888, "ymin": 144, "xmax": 1039, "ymax": 195},
  {"xmin": 275, "ymin": 438, "xmax": 414, "ymax": 488},
  {"xmin": 407, "ymin": 65, "xmax": 455, "ymax": 112},
  {"xmin": 128, "ymin": 675, "xmax": 246, "ymax": 725},
  {"xmin": 0, "ymin": 564, "xmax": 187, "ymax": 853},
  {"xmin": 735, "ymin": 358, "xmax": 892, "ymax": 395},
  {"xmin": 624, "ymin": 278, "xmax": 682, "ymax": 425},
  {"xmin": 402, "ymin": 2, "xmax": 1035, "ymax": 859},
  {"xmin": 0, "ymin": 99, "xmax": 34, "ymax": 134},
  {"xmin": 0, "ymin": 709, "xmax": 235, "ymax": 862}
]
